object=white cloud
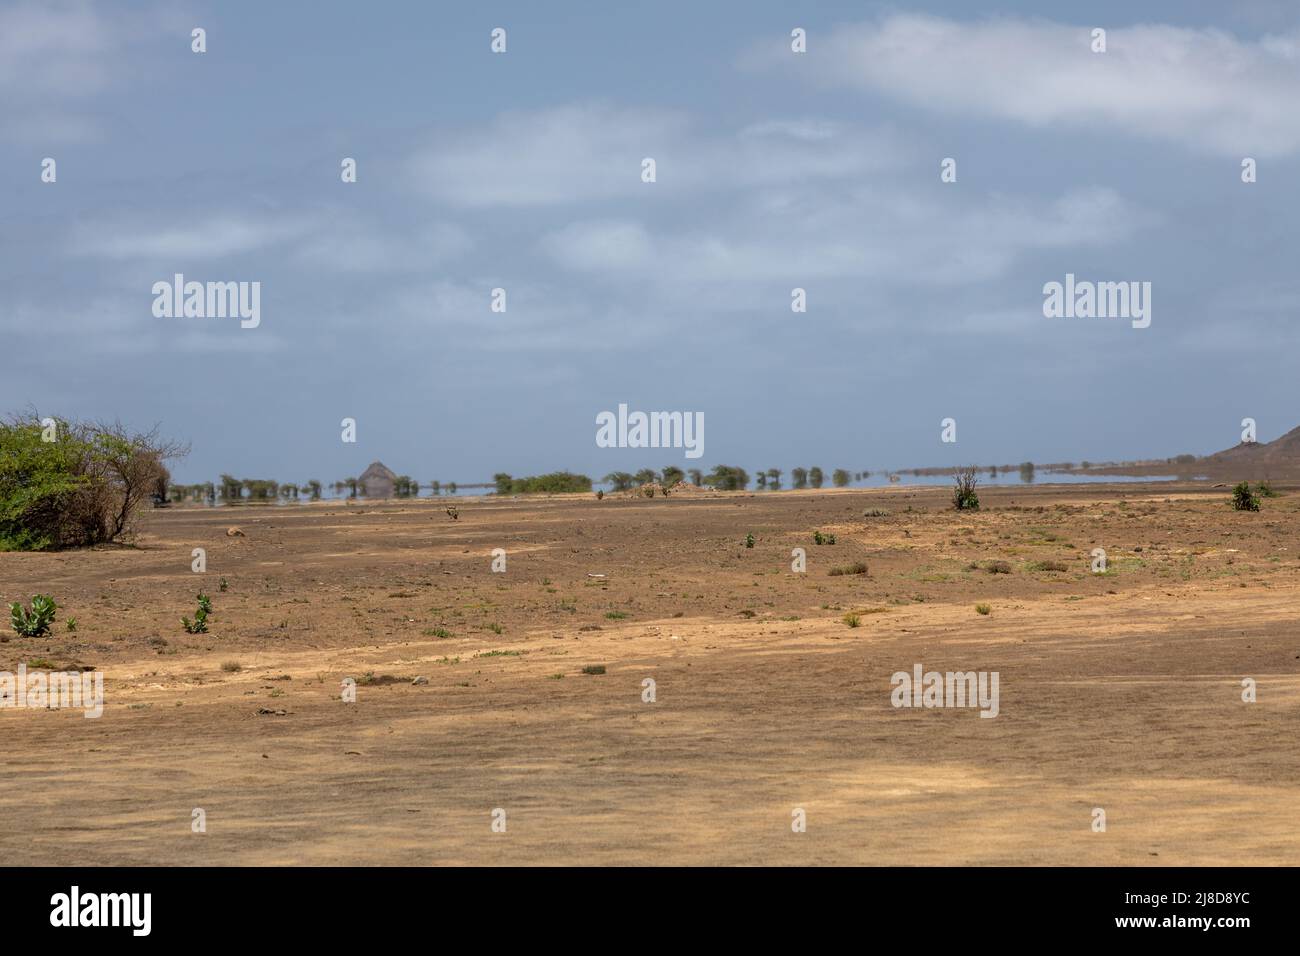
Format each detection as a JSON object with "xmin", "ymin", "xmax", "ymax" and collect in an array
[
  {"xmin": 407, "ymin": 102, "xmax": 908, "ymax": 206},
  {"xmin": 540, "ymin": 186, "xmax": 1147, "ymax": 285},
  {"xmin": 0, "ymin": 2, "xmax": 114, "ymax": 95},
  {"xmin": 70, "ymin": 214, "xmax": 320, "ymax": 261},
  {"xmin": 539, "ymin": 220, "xmax": 654, "ymax": 271},
  {"xmin": 0, "ymin": 1, "xmax": 181, "ymax": 142},
  {"xmin": 293, "ymin": 222, "xmax": 473, "ymax": 273},
  {"xmin": 760, "ymin": 14, "xmax": 1300, "ymax": 157}
]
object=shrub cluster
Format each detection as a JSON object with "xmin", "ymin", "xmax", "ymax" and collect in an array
[
  {"xmin": 0, "ymin": 414, "xmax": 185, "ymax": 550},
  {"xmin": 494, "ymin": 471, "xmax": 593, "ymax": 494}
]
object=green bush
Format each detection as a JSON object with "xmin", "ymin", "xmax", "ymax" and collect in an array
[
  {"xmin": 952, "ymin": 468, "xmax": 980, "ymax": 511},
  {"xmin": 1232, "ymin": 481, "xmax": 1260, "ymax": 512},
  {"xmin": 0, "ymin": 418, "xmax": 95, "ymax": 550},
  {"xmin": 0, "ymin": 413, "xmax": 183, "ymax": 550},
  {"xmin": 182, "ymin": 593, "xmax": 212, "ymax": 634},
  {"xmin": 494, "ymin": 472, "xmax": 593, "ymax": 494},
  {"xmin": 9, "ymin": 594, "xmax": 57, "ymax": 637}
]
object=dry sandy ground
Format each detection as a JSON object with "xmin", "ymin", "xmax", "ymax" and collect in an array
[{"xmin": 1, "ymin": 483, "xmax": 1298, "ymax": 865}]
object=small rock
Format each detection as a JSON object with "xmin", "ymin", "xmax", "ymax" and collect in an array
[
  {"xmin": 226, "ymin": 527, "xmax": 245, "ymax": 537},
  {"xmin": 411, "ymin": 676, "xmax": 429, "ymax": 685}
]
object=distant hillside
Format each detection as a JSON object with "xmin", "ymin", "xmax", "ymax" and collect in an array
[
  {"xmin": 896, "ymin": 423, "xmax": 1300, "ymax": 482},
  {"xmin": 1197, "ymin": 424, "xmax": 1300, "ymax": 477}
]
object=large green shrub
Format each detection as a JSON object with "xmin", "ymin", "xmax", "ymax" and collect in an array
[
  {"xmin": 0, "ymin": 418, "xmax": 92, "ymax": 550},
  {"xmin": 0, "ymin": 413, "xmax": 183, "ymax": 550}
]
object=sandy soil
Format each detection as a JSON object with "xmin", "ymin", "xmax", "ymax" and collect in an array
[{"xmin": 1, "ymin": 482, "xmax": 1297, "ymax": 865}]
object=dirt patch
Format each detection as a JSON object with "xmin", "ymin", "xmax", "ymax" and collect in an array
[{"xmin": 1, "ymin": 483, "xmax": 1297, "ymax": 864}]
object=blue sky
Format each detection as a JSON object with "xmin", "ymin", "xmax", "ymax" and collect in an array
[{"xmin": 3, "ymin": 0, "xmax": 1298, "ymax": 485}]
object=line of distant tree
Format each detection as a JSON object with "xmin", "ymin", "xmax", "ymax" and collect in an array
[
  {"xmin": 598, "ymin": 465, "xmax": 864, "ymax": 492},
  {"xmin": 166, "ymin": 476, "xmax": 475, "ymax": 504},
  {"xmin": 170, "ymin": 461, "xmax": 1072, "ymax": 507}
]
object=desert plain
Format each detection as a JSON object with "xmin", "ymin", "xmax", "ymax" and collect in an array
[{"xmin": 1, "ymin": 482, "xmax": 1297, "ymax": 865}]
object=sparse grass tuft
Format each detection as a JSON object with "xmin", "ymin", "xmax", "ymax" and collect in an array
[
  {"xmin": 1026, "ymin": 560, "xmax": 1068, "ymax": 572},
  {"xmin": 975, "ymin": 603, "xmax": 991, "ymax": 615}
]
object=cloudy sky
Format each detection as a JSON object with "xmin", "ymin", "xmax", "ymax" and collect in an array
[{"xmin": 3, "ymin": 0, "xmax": 1297, "ymax": 485}]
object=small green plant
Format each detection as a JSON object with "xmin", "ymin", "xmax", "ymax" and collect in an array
[
  {"xmin": 65, "ymin": 617, "xmax": 78, "ymax": 633},
  {"xmin": 745, "ymin": 533, "xmax": 755, "ymax": 548},
  {"xmin": 952, "ymin": 467, "xmax": 980, "ymax": 511},
  {"xmin": 486, "ymin": 622, "xmax": 503, "ymax": 634},
  {"xmin": 218, "ymin": 578, "xmax": 229, "ymax": 592},
  {"xmin": 975, "ymin": 603, "xmax": 991, "ymax": 615},
  {"xmin": 1256, "ymin": 481, "xmax": 1281, "ymax": 498},
  {"xmin": 604, "ymin": 610, "xmax": 629, "ymax": 620},
  {"xmin": 863, "ymin": 508, "xmax": 890, "ymax": 518},
  {"xmin": 813, "ymin": 530, "xmax": 837, "ymax": 545},
  {"xmin": 9, "ymin": 594, "xmax": 57, "ymax": 637},
  {"xmin": 582, "ymin": 664, "xmax": 606, "ymax": 675},
  {"xmin": 1232, "ymin": 481, "xmax": 1261, "ymax": 512},
  {"xmin": 221, "ymin": 661, "xmax": 241, "ymax": 673},
  {"xmin": 842, "ymin": 612, "xmax": 861, "ymax": 628},
  {"xmin": 423, "ymin": 627, "xmax": 452, "ymax": 639},
  {"xmin": 828, "ymin": 562, "xmax": 868, "ymax": 577},
  {"xmin": 182, "ymin": 592, "xmax": 212, "ymax": 634}
]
